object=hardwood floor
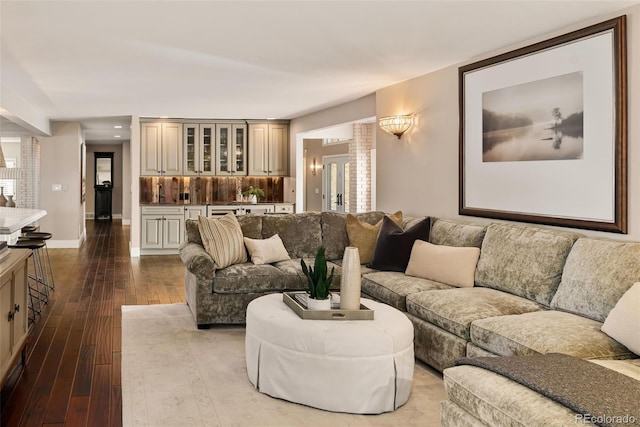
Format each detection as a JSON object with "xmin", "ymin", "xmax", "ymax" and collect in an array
[{"xmin": 1, "ymin": 220, "xmax": 186, "ymax": 426}]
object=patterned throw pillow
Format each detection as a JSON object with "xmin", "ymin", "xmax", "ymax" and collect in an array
[
  {"xmin": 197, "ymin": 214, "xmax": 247, "ymax": 269},
  {"xmin": 346, "ymin": 211, "xmax": 403, "ymax": 264}
]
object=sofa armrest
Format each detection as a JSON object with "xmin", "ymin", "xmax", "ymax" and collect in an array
[{"xmin": 179, "ymin": 241, "xmax": 216, "ymax": 279}]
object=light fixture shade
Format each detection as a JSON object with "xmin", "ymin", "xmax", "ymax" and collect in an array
[{"xmin": 379, "ymin": 115, "xmax": 414, "ymax": 139}]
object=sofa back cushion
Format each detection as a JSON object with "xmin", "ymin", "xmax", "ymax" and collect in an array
[
  {"xmin": 551, "ymin": 238, "xmax": 640, "ymax": 322},
  {"xmin": 429, "ymin": 218, "xmax": 487, "ymax": 248},
  {"xmin": 320, "ymin": 211, "xmax": 385, "ymax": 260},
  {"xmin": 475, "ymin": 223, "xmax": 580, "ymax": 306},
  {"xmin": 236, "ymin": 214, "xmax": 263, "ymax": 239},
  {"xmin": 262, "ymin": 213, "xmax": 323, "ymax": 259},
  {"xmin": 184, "ymin": 218, "xmax": 203, "ymax": 246}
]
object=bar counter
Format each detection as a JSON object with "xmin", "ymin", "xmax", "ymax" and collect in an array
[{"xmin": 0, "ymin": 207, "xmax": 47, "ymax": 244}]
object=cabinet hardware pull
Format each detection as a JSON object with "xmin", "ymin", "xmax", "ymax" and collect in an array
[
  {"xmin": 14, "ymin": 304, "xmax": 20, "ymax": 312},
  {"xmin": 8, "ymin": 311, "xmax": 14, "ymax": 321}
]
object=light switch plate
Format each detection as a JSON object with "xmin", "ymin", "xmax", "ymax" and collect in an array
[{"xmin": 52, "ymin": 184, "xmax": 62, "ymax": 192}]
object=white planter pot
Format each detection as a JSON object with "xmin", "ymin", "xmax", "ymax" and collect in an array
[
  {"xmin": 340, "ymin": 247, "xmax": 361, "ymax": 310},
  {"xmin": 250, "ymin": 194, "xmax": 257, "ymax": 204},
  {"xmin": 307, "ymin": 297, "xmax": 331, "ymax": 310}
]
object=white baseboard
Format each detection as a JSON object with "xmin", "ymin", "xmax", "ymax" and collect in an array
[
  {"xmin": 113, "ymin": 214, "xmax": 123, "ymax": 219},
  {"xmin": 130, "ymin": 242, "xmax": 140, "ymax": 257},
  {"xmin": 122, "ymin": 219, "xmax": 131, "ymax": 225},
  {"xmin": 86, "ymin": 212, "xmax": 95, "ymax": 219}
]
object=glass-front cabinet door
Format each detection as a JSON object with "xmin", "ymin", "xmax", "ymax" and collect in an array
[
  {"xmin": 183, "ymin": 125, "xmax": 199, "ymax": 176},
  {"xmin": 200, "ymin": 125, "xmax": 214, "ymax": 175},
  {"xmin": 184, "ymin": 124, "xmax": 215, "ymax": 176},
  {"xmin": 216, "ymin": 123, "xmax": 247, "ymax": 175},
  {"xmin": 233, "ymin": 124, "xmax": 246, "ymax": 174}
]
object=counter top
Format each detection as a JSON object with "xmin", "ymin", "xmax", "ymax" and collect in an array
[{"xmin": 0, "ymin": 207, "xmax": 47, "ymax": 234}]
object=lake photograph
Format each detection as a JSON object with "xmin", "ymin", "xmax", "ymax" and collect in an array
[{"xmin": 482, "ymin": 71, "xmax": 584, "ymax": 162}]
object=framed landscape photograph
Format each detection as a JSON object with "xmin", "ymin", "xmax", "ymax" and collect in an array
[{"xmin": 459, "ymin": 16, "xmax": 627, "ymax": 233}]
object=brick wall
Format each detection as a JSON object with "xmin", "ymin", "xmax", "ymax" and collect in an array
[{"xmin": 348, "ymin": 123, "xmax": 372, "ymax": 213}]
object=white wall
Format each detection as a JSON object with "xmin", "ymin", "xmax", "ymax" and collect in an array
[
  {"xmin": 289, "ymin": 93, "xmax": 376, "ymax": 211},
  {"xmin": 86, "ymin": 144, "xmax": 123, "ymax": 217},
  {"xmin": 376, "ymin": 5, "xmax": 640, "ymax": 241},
  {"xmin": 39, "ymin": 121, "xmax": 85, "ymax": 247},
  {"xmin": 130, "ymin": 116, "xmax": 141, "ymax": 256}
]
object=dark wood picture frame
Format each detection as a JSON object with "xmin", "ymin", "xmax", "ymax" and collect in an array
[{"xmin": 459, "ymin": 16, "xmax": 627, "ymax": 233}]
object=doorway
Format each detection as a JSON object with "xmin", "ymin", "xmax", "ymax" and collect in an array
[{"xmin": 323, "ymin": 155, "xmax": 349, "ymax": 213}]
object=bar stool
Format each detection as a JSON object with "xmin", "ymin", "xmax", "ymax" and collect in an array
[
  {"xmin": 21, "ymin": 231, "xmax": 55, "ymax": 293},
  {"xmin": 21, "ymin": 225, "xmax": 38, "ymax": 235},
  {"xmin": 10, "ymin": 239, "xmax": 48, "ymax": 324}
]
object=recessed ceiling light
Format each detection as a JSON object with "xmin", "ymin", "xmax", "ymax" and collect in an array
[
  {"xmin": 159, "ymin": 116, "xmax": 169, "ymax": 119},
  {"xmin": 114, "ymin": 135, "xmax": 121, "ymax": 138},
  {"xmin": 266, "ymin": 117, "xmax": 276, "ymax": 120},
  {"xmin": 114, "ymin": 125, "xmax": 123, "ymax": 129}
]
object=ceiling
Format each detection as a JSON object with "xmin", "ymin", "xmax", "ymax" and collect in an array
[{"xmin": 1, "ymin": 0, "xmax": 637, "ymax": 143}]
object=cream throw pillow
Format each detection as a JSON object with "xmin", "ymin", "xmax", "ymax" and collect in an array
[
  {"xmin": 601, "ymin": 282, "xmax": 640, "ymax": 356},
  {"xmin": 244, "ymin": 234, "xmax": 291, "ymax": 265},
  {"xmin": 346, "ymin": 211, "xmax": 403, "ymax": 264},
  {"xmin": 197, "ymin": 214, "xmax": 247, "ymax": 269},
  {"xmin": 405, "ymin": 240, "xmax": 480, "ymax": 288}
]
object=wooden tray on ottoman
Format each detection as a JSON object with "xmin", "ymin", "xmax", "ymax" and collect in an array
[{"xmin": 283, "ymin": 292, "xmax": 374, "ymax": 320}]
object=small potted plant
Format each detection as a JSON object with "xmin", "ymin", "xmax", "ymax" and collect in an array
[
  {"xmin": 301, "ymin": 246, "xmax": 335, "ymax": 310},
  {"xmin": 243, "ymin": 186, "xmax": 265, "ymax": 204}
]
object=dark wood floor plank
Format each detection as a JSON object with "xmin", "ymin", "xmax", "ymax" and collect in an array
[
  {"xmin": 43, "ymin": 378, "xmax": 73, "ymax": 424},
  {"xmin": 1, "ymin": 220, "xmax": 186, "ymax": 426}
]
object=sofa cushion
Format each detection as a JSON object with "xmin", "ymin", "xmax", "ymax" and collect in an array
[
  {"xmin": 237, "ymin": 214, "xmax": 263, "ymax": 239},
  {"xmin": 320, "ymin": 211, "xmax": 385, "ymax": 261},
  {"xmin": 212, "ymin": 262, "xmax": 289, "ymax": 293},
  {"xmin": 407, "ymin": 288, "xmax": 542, "ymax": 340},
  {"xmin": 361, "ymin": 271, "xmax": 452, "ymax": 311},
  {"xmin": 551, "ymin": 237, "xmax": 640, "ymax": 322},
  {"xmin": 443, "ymin": 365, "xmax": 589, "ymax": 427},
  {"xmin": 243, "ymin": 234, "xmax": 290, "ymax": 265},
  {"xmin": 429, "ymin": 218, "xmax": 486, "ymax": 248},
  {"xmin": 601, "ymin": 282, "xmax": 640, "ymax": 356},
  {"xmin": 198, "ymin": 214, "xmax": 247, "ymax": 269},
  {"xmin": 184, "ymin": 218, "xmax": 203, "ymax": 246},
  {"xmin": 261, "ymin": 213, "xmax": 322, "ymax": 259},
  {"xmin": 272, "ymin": 259, "xmax": 342, "ymax": 291},
  {"xmin": 346, "ymin": 211, "xmax": 403, "ymax": 264},
  {"xmin": 405, "ymin": 241, "xmax": 480, "ymax": 288},
  {"xmin": 370, "ymin": 216, "xmax": 430, "ymax": 272},
  {"xmin": 475, "ymin": 223, "xmax": 580, "ymax": 306},
  {"xmin": 470, "ymin": 310, "xmax": 636, "ymax": 360}
]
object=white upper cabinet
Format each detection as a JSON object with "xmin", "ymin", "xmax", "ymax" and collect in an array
[
  {"xmin": 216, "ymin": 123, "xmax": 247, "ymax": 176},
  {"xmin": 248, "ymin": 122, "xmax": 289, "ymax": 176},
  {"xmin": 141, "ymin": 122, "xmax": 183, "ymax": 176},
  {"xmin": 183, "ymin": 124, "xmax": 215, "ymax": 176}
]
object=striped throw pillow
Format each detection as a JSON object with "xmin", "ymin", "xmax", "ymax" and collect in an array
[{"xmin": 197, "ymin": 214, "xmax": 247, "ymax": 269}]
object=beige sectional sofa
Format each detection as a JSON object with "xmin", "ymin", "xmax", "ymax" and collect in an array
[{"xmin": 178, "ymin": 211, "xmax": 639, "ymax": 425}]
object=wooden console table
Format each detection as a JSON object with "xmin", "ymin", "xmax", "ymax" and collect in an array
[{"xmin": 0, "ymin": 249, "xmax": 30, "ymax": 388}]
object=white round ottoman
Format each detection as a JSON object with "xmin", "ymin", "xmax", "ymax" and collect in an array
[{"xmin": 245, "ymin": 293, "xmax": 414, "ymax": 414}]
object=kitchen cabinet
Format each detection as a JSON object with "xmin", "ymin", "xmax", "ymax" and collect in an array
[
  {"xmin": 184, "ymin": 205, "xmax": 206, "ymax": 220},
  {"xmin": 141, "ymin": 206, "xmax": 184, "ymax": 250},
  {"xmin": 0, "ymin": 250, "xmax": 29, "ymax": 388},
  {"xmin": 183, "ymin": 124, "xmax": 215, "ymax": 176},
  {"xmin": 216, "ymin": 123, "xmax": 247, "ymax": 175},
  {"xmin": 273, "ymin": 203, "xmax": 294, "ymax": 214},
  {"xmin": 141, "ymin": 122, "xmax": 183, "ymax": 176},
  {"xmin": 248, "ymin": 122, "xmax": 289, "ymax": 176}
]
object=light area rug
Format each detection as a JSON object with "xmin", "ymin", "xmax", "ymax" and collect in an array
[{"xmin": 121, "ymin": 303, "xmax": 446, "ymax": 427}]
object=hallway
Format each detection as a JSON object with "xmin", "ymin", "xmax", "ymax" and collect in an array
[{"xmin": 1, "ymin": 220, "xmax": 186, "ymax": 426}]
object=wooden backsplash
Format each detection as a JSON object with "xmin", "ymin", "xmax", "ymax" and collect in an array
[{"xmin": 139, "ymin": 176, "xmax": 284, "ymax": 204}]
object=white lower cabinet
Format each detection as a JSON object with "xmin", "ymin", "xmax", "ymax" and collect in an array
[{"xmin": 141, "ymin": 206, "xmax": 184, "ymax": 251}]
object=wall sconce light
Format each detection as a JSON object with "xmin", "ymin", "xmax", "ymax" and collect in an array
[
  {"xmin": 379, "ymin": 114, "xmax": 414, "ymax": 139},
  {"xmin": 311, "ymin": 157, "xmax": 318, "ymax": 176}
]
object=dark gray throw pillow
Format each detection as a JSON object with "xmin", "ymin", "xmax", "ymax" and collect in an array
[{"xmin": 369, "ymin": 216, "xmax": 430, "ymax": 272}]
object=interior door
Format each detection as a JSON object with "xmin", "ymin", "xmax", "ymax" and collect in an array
[{"xmin": 323, "ymin": 155, "xmax": 350, "ymax": 213}]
